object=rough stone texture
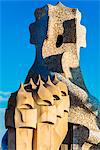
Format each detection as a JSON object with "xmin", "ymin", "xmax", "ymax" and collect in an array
[
  {"xmin": 42, "ymin": 3, "xmax": 86, "ymax": 59},
  {"xmin": 3, "ymin": 2, "xmax": 100, "ymax": 150},
  {"xmin": 25, "ymin": 2, "xmax": 100, "ymax": 149},
  {"xmin": 82, "ymin": 142, "xmax": 100, "ymax": 150}
]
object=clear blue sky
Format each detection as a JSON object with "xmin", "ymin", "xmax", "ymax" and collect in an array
[
  {"xmin": 0, "ymin": 0, "xmax": 100, "ymax": 145},
  {"xmin": 0, "ymin": 0, "xmax": 100, "ymax": 103}
]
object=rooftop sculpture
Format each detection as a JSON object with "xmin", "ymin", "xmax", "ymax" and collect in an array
[
  {"xmin": 5, "ymin": 75, "xmax": 70, "ymax": 150},
  {"xmin": 3, "ymin": 2, "xmax": 100, "ymax": 150}
]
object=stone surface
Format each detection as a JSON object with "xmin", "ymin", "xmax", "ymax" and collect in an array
[
  {"xmin": 60, "ymin": 144, "xmax": 68, "ymax": 150},
  {"xmin": 27, "ymin": 2, "xmax": 99, "ymax": 149},
  {"xmin": 5, "ymin": 75, "xmax": 69, "ymax": 150},
  {"xmin": 16, "ymin": 128, "xmax": 33, "ymax": 150},
  {"xmin": 4, "ymin": 2, "xmax": 100, "ymax": 150}
]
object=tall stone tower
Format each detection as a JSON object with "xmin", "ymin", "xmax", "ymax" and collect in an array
[{"xmin": 4, "ymin": 2, "xmax": 100, "ymax": 150}]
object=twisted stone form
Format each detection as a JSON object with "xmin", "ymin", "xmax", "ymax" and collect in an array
[
  {"xmin": 4, "ymin": 2, "xmax": 100, "ymax": 150},
  {"xmin": 5, "ymin": 76, "xmax": 70, "ymax": 150}
]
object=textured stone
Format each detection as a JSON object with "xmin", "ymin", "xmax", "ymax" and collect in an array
[
  {"xmin": 60, "ymin": 144, "xmax": 68, "ymax": 150},
  {"xmin": 40, "ymin": 105, "xmax": 57, "ymax": 124},
  {"xmin": 5, "ymin": 75, "xmax": 69, "ymax": 150},
  {"xmin": 4, "ymin": 2, "xmax": 100, "ymax": 150}
]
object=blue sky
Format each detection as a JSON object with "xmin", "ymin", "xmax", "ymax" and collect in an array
[
  {"xmin": 0, "ymin": 0, "xmax": 100, "ymax": 146},
  {"xmin": 0, "ymin": 0, "xmax": 100, "ymax": 104}
]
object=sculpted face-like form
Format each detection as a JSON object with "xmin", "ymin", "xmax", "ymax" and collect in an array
[
  {"xmin": 29, "ymin": 3, "xmax": 86, "ymax": 58},
  {"xmin": 27, "ymin": 3, "xmax": 86, "ymax": 84}
]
